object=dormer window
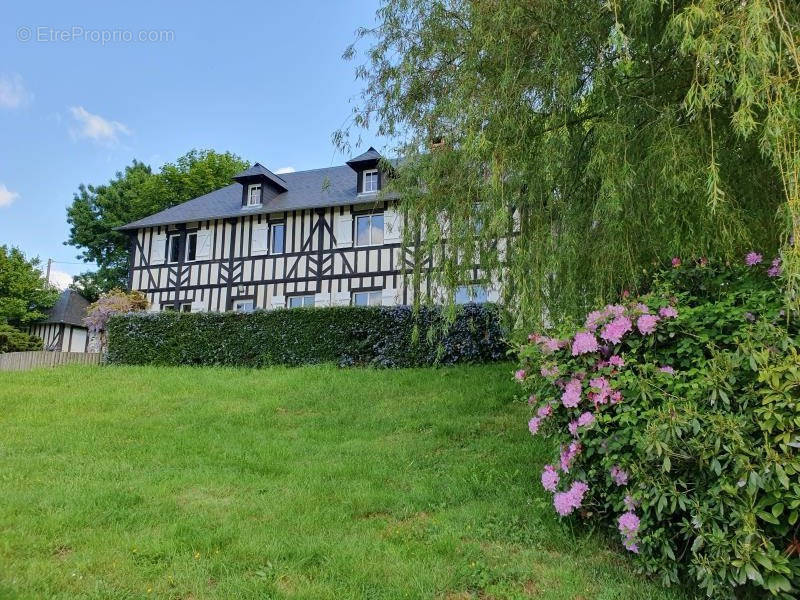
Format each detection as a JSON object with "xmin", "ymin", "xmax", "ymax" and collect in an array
[
  {"xmin": 247, "ymin": 184, "xmax": 262, "ymax": 206},
  {"xmin": 363, "ymin": 170, "xmax": 379, "ymax": 193}
]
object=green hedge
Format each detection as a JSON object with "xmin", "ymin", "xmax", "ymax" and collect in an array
[{"xmin": 107, "ymin": 303, "xmax": 507, "ymax": 367}]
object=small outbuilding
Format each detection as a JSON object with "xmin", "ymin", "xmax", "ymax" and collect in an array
[{"xmin": 28, "ymin": 290, "xmax": 95, "ymax": 353}]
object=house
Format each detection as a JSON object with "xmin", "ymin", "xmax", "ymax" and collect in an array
[
  {"xmin": 28, "ymin": 289, "xmax": 95, "ymax": 352},
  {"xmin": 119, "ymin": 148, "xmax": 498, "ymax": 312}
]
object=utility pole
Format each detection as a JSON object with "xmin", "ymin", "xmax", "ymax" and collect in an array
[{"xmin": 46, "ymin": 258, "xmax": 52, "ymax": 285}]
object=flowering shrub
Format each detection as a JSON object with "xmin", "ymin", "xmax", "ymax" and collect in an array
[
  {"xmin": 517, "ymin": 255, "xmax": 800, "ymax": 598},
  {"xmin": 84, "ymin": 289, "xmax": 148, "ymax": 351}
]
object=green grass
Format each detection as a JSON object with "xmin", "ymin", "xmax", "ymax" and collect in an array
[{"xmin": 0, "ymin": 364, "xmax": 690, "ymax": 600}]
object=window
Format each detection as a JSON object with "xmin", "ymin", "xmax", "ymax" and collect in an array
[
  {"xmin": 352, "ymin": 290, "xmax": 382, "ymax": 306},
  {"xmin": 186, "ymin": 233, "xmax": 198, "ymax": 261},
  {"xmin": 163, "ymin": 304, "xmax": 176, "ymax": 311},
  {"xmin": 363, "ymin": 169, "xmax": 379, "ymax": 193},
  {"xmin": 355, "ymin": 213, "xmax": 384, "ymax": 246},
  {"xmin": 288, "ymin": 295, "xmax": 315, "ymax": 308},
  {"xmin": 271, "ymin": 223, "xmax": 285, "ymax": 254},
  {"xmin": 168, "ymin": 236, "xmax": 181, "ymax": 263},
  {"xmin": 233, "ymin": 299, "xmax": 255, "ymax": 312},
  {"xmin": 181, "ymin": 303, "xmax": 192, "ymax": 313},
  {"xmin": 163, "ymin": 302, "xmax": 191, "ymax": 312},
  {"xmin": 455, "ymin": 285, "xmax": 488, "ymax": 304},
  {"xmin": 248, "ymin": 184, "xmax": 262, "ymax": 206}
]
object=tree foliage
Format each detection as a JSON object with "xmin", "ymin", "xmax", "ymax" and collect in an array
[
  {"xmin": 0, "ymin": 245, "xmax": 58, "ymax": 326},
  {"xmin": 0, "ymin": 323, "xmax": 42, "ymax": 353},
  {"xmin": 340, "ymin": 0, "xmax": 799, "ymax": 331},
  {"xmin": 66, "ymin": 149, "xmax": 249, "ymax": 295}
]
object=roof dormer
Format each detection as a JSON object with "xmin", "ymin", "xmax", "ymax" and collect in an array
[
  {"xmin": 347, "ymin": 147, "xmax": 384, "ymax": 195},
  {"xmin": 233, "ymin": 162, "xmax": 288, "ymax": 208}
]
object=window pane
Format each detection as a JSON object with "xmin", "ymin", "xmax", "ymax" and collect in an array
[
  {"xmin": 353, "ymin": 292, "xmax": 368, "ymax": 306},
  {"xmin": 169, "ymin": 237, "xmax": 180, "ymax": 262},
  {"xmin": 271, "ymin": 224, "xmax": 285, "ymax": 253},
  {"xmin": 454, "ymin": 286, "xmax": 469, "ymax": 304},
  {"xmin": 371, "ymin": 214, "xmax": 384, "ymax": 245},
  {"xmin": 163, "ymin": 304, "xmax": 176, "ymax": 311},
  {"xmin": 356, "ymin": 216, "xmax": 370, "ymax": 246},
  {"xmin": 181, "ymin": 304, "xmax": 191, "ymax": 312},
  {"xmin": 369, "ymin": 291, "xmax": 382, "ymax": 306},
  {"xmin": 289, "ymin": 297, "xmax": 301, "ymax": 308},
  {"xmin": 187, "ymin": 234, "xmax": 197, "ymax": 261},
  {"xmin": 303, "ymin": 296, "xmax": 314, "ymax": 307}
]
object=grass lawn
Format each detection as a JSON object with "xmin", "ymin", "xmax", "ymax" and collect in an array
[{"xmin": 0, "ymin": 363, "xmax": 690, "ymax": 600}]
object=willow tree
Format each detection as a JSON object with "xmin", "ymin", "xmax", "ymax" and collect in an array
[{"xmin": 337, "ymin": 0, "xmax": 799, "ymax": 331}]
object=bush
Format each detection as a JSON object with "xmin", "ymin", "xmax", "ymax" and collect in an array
[
  {"xmin": 516, "ymin": 255, "xmax": 800, "ymax": 598},
  {"xmin": 0, "ymin": 323, "xmax": 42, "ymax": 353},
  {"xmin": 107, "ymin": 303, "xmax": 507, "ymax": 368}
]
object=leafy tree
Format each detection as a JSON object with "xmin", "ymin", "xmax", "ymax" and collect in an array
[
  {"xmin": 0, "ymin": 245, "xmax": 58, "ymax": 326},
  {"xmin": 340, "ymin": 0, "xmax": 799, "ymax": 330},
  {"xmin": 0, "ymin": 323, "xmax": 42, "ymax": 353},
  {"xmin": 66, "ymin": 150, "xmax": 248, "ymax": 294}
]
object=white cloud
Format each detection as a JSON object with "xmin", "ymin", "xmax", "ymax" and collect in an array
[
  {"xmin": 0, "ymin": 183, "xmax": 19, "ymax": 207},
  {"xmin": 47, "ymin": 269, "xmax": 74, "ymax": 291},
  {"xmin": 275, "ymin": 166, "xmax": 295, "ymax": 174},
  {"xmin": 68, "ymin": 106, "xmax": 130, "ymax": 145},
  {"xmin": 0, "ymin": 74, "xmax": 32, "ymax": 109}
]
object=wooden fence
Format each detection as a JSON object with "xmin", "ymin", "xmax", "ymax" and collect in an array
[{"xmin": 0, "ymin": 351, "xmax": 101, "ymax": 372}]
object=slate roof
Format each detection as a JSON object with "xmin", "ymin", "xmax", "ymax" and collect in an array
[
  {"xmin": 346, "ymin": 146, "xmax": 383, "ymax": 168},
  {"xmin": 233, "ymin": 162, "xmax": 288, "ymax": 191},
  {"xmin": 42, "ymin": 290, "xmax": 90, "ymax": 327},
  {"xmin": 119, "ymin": 163, "xmax": 392, "ymax": 231}
]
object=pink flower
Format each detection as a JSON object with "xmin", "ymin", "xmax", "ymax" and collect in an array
[
  {"xmin": 618, "ymin": 511, "xmax": 641, "ymax": 552},
  {"xmin": 671, "ymin": 257, "xmax": 681, "ymax": 268},
  {"xmin": 768, "ymin": 257, "xmax": 782, "ymax": 277},
  {"xmin": 560, "ymin": 441, "xmax": 581, "ymax": 472},
  {"xmin": 537, "ymin": 404, "xmax": 553, "ymax": 418},
  {"xmin": 610, "ymin": 465, "xmax": 629, "ymax": 486},
  {"xmin": 568, "ymin": 421, "xmax": 579, "ymax": 436},
  {"xmin": 600, "ymin": 315, "xmax": 632, "ymax": 344},
  {"xmin": 589, "ymin": 377, "xmax": 611, "ymax": 406},
  {"xmin": 561, "ymin": 379, "xmax": 582, "ymax": 408},
  {"xmin": 637, "ymin": 314, "xmax": 659, "ymax": 335},
  {"xmin": 610, "ymin": 390, "xmax": 622, "ymax": 404},
  {"xmin": 624, "ymin": 495, "xmax": 638, "ymax": 511},
  {"xmin": 540, "ymin": 364, "xmax": 559, "ymax": 377},
  {"xmin": 585, "ymin": 310, "xmax": 607, "ymax": 332},
  {"xmin": 659, "ymin": 365, "xmax": 676, "ymax": 375},
  {"xmin": 541, "ymin": 465, "xmax": 559, "ymax": 492},
  {"xmin": 528, "ymin": 417, "xmax": 541, "ymax": 435},
  {"xmin": 608, "ymin": 355, "xmax": 625, "ymax": 368},
  {"xmin": 539, "ymin": 337, "xmax": 566, "ymax": 353},
  {"xmin": 745, "ymin": 252, "xmax": 763, "ymax": 266},
  {"xmin": 659, "ymin": 306, "xmax": 678, "ymax": 318},
  {"xmin": 553, "ymin": 481, "xmax": 589, "ymax": 516},
  {"xmin": 577, "ymin": 411, "xmax": 595, "ymax": 427},
  {"xmin": 514, "ymin": 369, "xmax": 526, "ymax": 381},
  {"xmin": 571, "ymin": 332, "xmax": 599, "ymax": 356},
  {"xmin": 635, "ymin": 303, "xmax": 650, "ymax": 314}
]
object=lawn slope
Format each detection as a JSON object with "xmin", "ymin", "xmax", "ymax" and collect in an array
[{"xmin": 0, "ymin": 364, "xmax": 689, "ymax": 599}]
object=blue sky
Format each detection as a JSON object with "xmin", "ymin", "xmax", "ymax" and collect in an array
[{"xmin": 0, "ymin": 0, "xmax": 382, "ymax": 287}]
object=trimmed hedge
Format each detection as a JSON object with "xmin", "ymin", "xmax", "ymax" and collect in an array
[{"xmin": 106, "ymin": 303, "xmax": 507, "ymax": 367}]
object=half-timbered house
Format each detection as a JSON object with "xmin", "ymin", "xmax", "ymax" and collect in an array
[
  {"xmin": 28, "ymin": 289, "xmax": 95, "ymax": 352},
  {"xmin": 119, "ymin": 148, "xmax": 498, "ymax": 312}
]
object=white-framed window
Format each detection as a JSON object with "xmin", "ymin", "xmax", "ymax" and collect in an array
[
  {"xmin": 355, "ymin": 213, "xmax": 384, "ymax": 246},
  {"xmin": 186, "ymin": 232, "xmax": 198, "ymax": 261},
  {"xmin": 248, "ymin": 184, "xmax": 262, "ymax": 206},
  {"xmin": 455, "ymin": 285, "xmax": 489, "ymax": 304},
  {"xmin": 168, "ymin": 235, "xmax": 181, "ymax": 263},
  {"xmin": 352, "ymin": 290, "xmax": 382, "ymax": 306},
  {"xmin": 287, "ymin": 295, "xmax": 315, "ymax": 308},
  {"xmin": 271, "ymin": 223, "xmax": 285, "ymax": 254},
  {"xmin": 233, "ymin": 299, "xmax": 255, "ymax": 313},
  {"xmin": 363, "ymin": 169, "xmax": 379, "ymax": 193},
  {"xmin": 163, "ymin": 302, "xmax": 192, "ymax": 312}
]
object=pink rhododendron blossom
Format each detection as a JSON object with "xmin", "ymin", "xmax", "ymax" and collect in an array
[
  {"xmin": 528, "ymin": 333, "xmax": 540, "ymax": 342},
  {"xmin": 528, "ymin": 417, "xmax": 541, "ymax": 435},
  {"xmin": 577, "ymin": 411, "xmax": 595, "ymax": 427},
  {"xmin": 745, "ymin": 252, "xmax": 763, "ymax": 266},
  {"xmin": 618, "ymin": 511, "xmax": 641, "ymax": 552},
  {"xmin": 610, "ymin": 465, "xmax": 629, "ymax": 486},
  {"xmin": 589, "ymin": 377, "xmax": 611, "ymax": 406},
  {"xmin": 768, "ymin": 257, "xmax": 782, "ymax": 277},
  {"xmin": 585, "ymin": 310, "xmax": 607, "ymax": 331},
  {"xmin": 537, "ymin": 404, "xmax": 553, "ymax": 419},
  {"xmin": 553, "ymin": 481, "xmax": 589, "ymax": 516},
  {"xmin": 572, "ymin": 332, "xmax": 599, "ymax": 355},
  {"xmin": 624, "ymin": 495, "xmax": 638, "ymax": 511},
  {"xmin": 540, "ymin": 364, "xmax": 559, "ymax": 377},
  {"xmin": 560, "ymin": 441, "xmax": 581, "ymax": 472},
  {"xmin": 671, "ymin": 257, "xmax": 681, "ymax": 267},
  {"xmin": 659, "ymin": 305, "xmax": 678, "ymax": 318},
  {"xmin": 635, "ymin": 303, "xmax": 650, "ymax": 314},
  {"xmin": 600, "ymin": 315, "xmax": 632, "ymax": 344},
  {"xmin": 637, "ymin": 314, "xmax": 659, "ymax": 335},
  {"xmin": 659, "ymin": 365, "xmax": 676, "ymax": 374},
  {"xmin": 610, "ymin": 390, "xmax": 622, "ymax": 404},
  {"xmin": 515, "ymin": 369, "xmax": 526, "ymax": 381},
  {"xmin": 541, "ymin": 465, "xmax": 559, "ymax": 492},
  {"xmin": 568, "ymin": 420, "xmax": 579, "ymax": 436},
  {"xmin": 608, "ymin": 355, "xmax": 625, "ymax": 368},
  {"xmin": 561, "ymin": 379, "xmax": 582, "ymax": 408}
]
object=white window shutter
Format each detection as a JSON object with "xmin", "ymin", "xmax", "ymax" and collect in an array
[
  {"xmin": 336, "ymin": 214, "xmax": 353, "ymax": 248},
  {"xmin": 334, "ymin": 291, "xmax": 350, "ymax": 306},
  {"xmin": 151, "ymin": 234, "xmax": 167, "ymax": 264},
  {"xmin": 271, "ymin": 295, "xmax": 285, "ymax": 309},
  {"xmin": 252, "ymin": 224, "xmax": 269, "ymax": 255},
  {"xmin": 384, "ymin": 208, "xmax": 402, "ymax": 243},
  {"xmin": 314, "ymin": 292, "xmax": 331, "ymax": 308},
  {"xmin": 381, "ymin": 288, "xmax": 398, "ymax": 306},
  {"xmin": 195, "ymin": 231, "xmax": 212, "ymax": 259}
]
